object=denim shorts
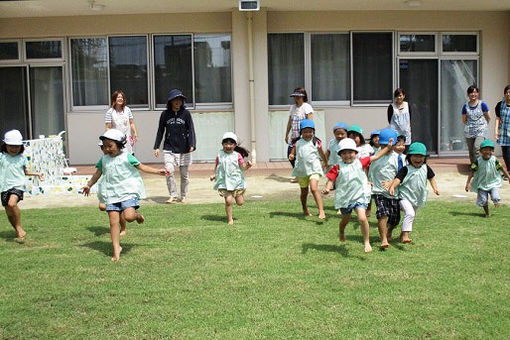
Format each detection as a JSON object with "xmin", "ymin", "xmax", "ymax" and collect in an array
[
  {"xmin": 340, "ymin": 202, "xmax": 368, "ymax": 215},
  {"xmin": 105, "ymin": 198, "xmax": 140, "ymax": 212}
]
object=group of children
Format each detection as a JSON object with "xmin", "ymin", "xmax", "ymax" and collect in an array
[{"xmin": 0, "ymin": 121, "xmax": 508, "ymax": 260}]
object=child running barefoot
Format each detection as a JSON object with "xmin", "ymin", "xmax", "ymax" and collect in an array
[
  {"xmin": 322, "ymin": 138, "xmax": 393, "ymax": 253},
  {"xmin": 82, "ymin": 129, "xmax": 168, "ymax": 261},
  {"xmin": 465, "ymin": 139, "xmax": 510, "ymax": 217},
  {"xmin": 348, "ymin": 125, "xmax": 373, "ymax": 159},
  {"xmin": 388, "ymin": 142, "xmax": 439, "ymax": 243},
  {"xmin": 0, "ymin": 130, "xmax": 43, "ymax": 241},
  {"xmin": 210, "ymin": 132, "xmax": 252, "ymax": 225},
  {"xmin": 289, "ymin": 119, "xmax": 327, "ymax": 219}
]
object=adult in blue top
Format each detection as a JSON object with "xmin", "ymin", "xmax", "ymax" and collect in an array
[
  {"xmin": 495, "ymin": 84, "xmax": 510, "ymax": 173},
  {"xmin": 154, "ymin": 89, "xmax": 196, "ymax": 204},
  {"xmin": 462, "ymin": 85, "xmax": 490, "ymax": 164}
]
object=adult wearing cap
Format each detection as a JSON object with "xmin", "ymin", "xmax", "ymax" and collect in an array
[
  {"xmin": 495, "ymin": 84, "xmax": 510, "ymax": 173},
  {"xmin": 285, "ymin": 87, "xmax": 314, "ymax": 177},
  {"xmin": 154, "ymin": 89, "xmax": 196, "ymax": 204}
]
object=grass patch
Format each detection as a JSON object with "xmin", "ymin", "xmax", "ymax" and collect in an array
[{"xmin": 0, "ymin": 200, "xmax": 509, "ymax": 338}]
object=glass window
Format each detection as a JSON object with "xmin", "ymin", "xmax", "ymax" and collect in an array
[
  {"xmin": 399, "ymin": 34, "xmax": 435, "ymax": 52},
  {"xmin": 109, "ymin": 36, "xmax": 148, "ymax": 107},
  {"xmin": 442, "ymin": 34, "xmax": 477, "ymax": 53},
  {"xmin": 268, "ymin": 33, "xmax": 304, "ymax": 105},
  {"xmin": 26, "ymin": 41, "xmax": 62, "ymax": 59},
  {"xmin": 153, "ymin": 35, "xmax": 192, "ymax": 107},
  {"xmin": 0, "ymin": 42, "xmax": 19, "ymax": 60},
  {"xmin": 352, "ymin": 32, "xmax": 393, "ymax": 103},
  {"xmin": 311, "ymin": 33, "xmax": 350, "ymax": 101},
  {"xmin": 194, "ymin": 34, "xmax": 232, "ymax": 103},
  {"xmin": 0, "ymin": 67, "xmax": 28, "ymax": 136},
  {"xmin": 70, "ymin": 38, "xmax": 108, "ymax": 106}
]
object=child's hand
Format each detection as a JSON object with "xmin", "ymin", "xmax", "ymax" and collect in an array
[
  {"xmin": 388, "ymin": 187, "xmax": 395, "ymax": 196},
  {"xmin": 37, "ymin": 173, "xmax": 44, "ymax": 181},
  {"xmin": 288, "ymin": 154, "xmax": 295, "ymax": 161},
  {"xmin": 381, "ymin": 181, "xmax": 391, "ymax": 190},
  {"xmin": 433, "ymin": 188, "xmax": 440, "ymax": 195},
  {"xmin": 210, "ymin": 175, "xmax": 216, "ymax": 181},
  {"xmin": 159, "ymin": 169, "xmax": 170, "ymax": 176},
  {"xmin": 386, "ymin": 138, "xmax": 394, "ymax": 147},
  {"xmin": 246, "ymin": 160, "xmax": 253, "ymax": 169},
  {"xmin": 465, "ymin": 183, "xmax": 470, "ymax": 192},
  {"xmin": 82, "ymin": 185, "xmax": 91, "ymax": 196},
  {"xmin": 322, "ymin": 188, "xmax": 330, "ymax": 195}
]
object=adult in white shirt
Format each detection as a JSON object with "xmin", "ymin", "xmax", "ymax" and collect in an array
[
  {"xmin": 105, "ymin": 90, "xmax": 139, "ymax": 155},
  {"xmin": 388, "ymin": 88, "xmax": 412, "ymax": 151}
]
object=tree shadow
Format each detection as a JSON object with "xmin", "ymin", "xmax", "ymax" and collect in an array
[
  {"xmin": 449, "ymin": 211, "xmax": 486, "ymax": 217},
  {"xmin": 265, "ymin": 173, "xmax": 292, "ymax": 183},
  {"xmin": 80, "ymin": 241, "xmax": 136, "ymax": 257},
  {"xmin": 86, "ymin": 226, "xmax": 110, "ymax": 237},
  {"xmin": 301, "ymin": 243, "xmax": 365, "ymax": 260}
]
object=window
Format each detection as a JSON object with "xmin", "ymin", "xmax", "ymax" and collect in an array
[
  {"xmin": 0, "ymin": 41, "xmax": 20, "ymax": 60},
  {"xmin": 352, "ymin": 32, "xmax": 393, "ymax": 104},
  {"xmin": 442, "ymin": 34, "xmax": 477, "ymax": 53},
  {"xmin": 399, "ymin": 34, "xmax": 435, "ymax": 53},
  {"xmin": 26, "ymin": 40, "xmax": 62, "ymax": 59},
  {"xmin": 268, "ymin": 33, "xmax": 304, "ymax": 105},
  {"xmin": 109, "ymin": 36, "xmax": 148, "ymax": 107},
  {"xmin": 70, "ymin": 37, "xmax": 108, "ymax": 107},
  {"xmin": 153, "ymin": 35, "xmax": 193, "ymax": 108}
]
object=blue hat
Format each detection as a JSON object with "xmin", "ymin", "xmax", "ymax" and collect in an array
[
  {"xmin": 379, "ymin": 128, "xmax": 398, "ymax": 146},
  {"xmin": 167, "ymin": 89, "xmax": 187, "ymax": 102},
  {"xmin": 370, "ymin": 130, "xmax": 380, "ymax": 137},
  {"xmin": 300, "ymin": 119, "xmax": 315, "ymax": 130},
  {"xmin": 333, "ymin": 122, "xmax": 348, "ymax": 132}
]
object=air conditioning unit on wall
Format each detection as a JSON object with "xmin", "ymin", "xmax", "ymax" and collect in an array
[{"xmin": 239, "ymin": 0, "xmax": 260, "ymax": 11}]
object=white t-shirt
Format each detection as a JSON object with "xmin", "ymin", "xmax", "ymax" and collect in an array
[
  {"xmin": 105, "ymin": 106, "xmax": 134, "ymax": 153},
  {"xmin": 288, "ymin": 102, "xmax": 314, "ymax": 144}
]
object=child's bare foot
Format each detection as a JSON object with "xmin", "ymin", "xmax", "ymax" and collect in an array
[
  {"xmin": 495, "ymin": 203, "xmax": 501, "ymax": 208},
  {"xmin": 111, "ymin": 247, "xmax": 122, "ymax": 262},
  {"xmin": 339, "ymin": 231, "xmax": 346, "ymax": 242},
  {"xmin": 120, "ymin": 229, "xmax": 127, "ymax": 236},
  {"xmin": 180, "ymin": 198, "xmax": 188, "ymax": 204},
  {"xmin": 136, "ymin": 214, "xmax": 145, "ymax": 224},
  {"xmin": 336, "ymin": 209, "xmax": 342, "ymax": 215},
  {"xmin": 402, "ymin": 238, "xmax": 413, "ymax": 244},
  {"xmin": 16, "ymin": 228, "xmax": 26, "ymax": 239},
  {"xmin": 380, "ymin": 241, "xmax": 389, "ymax": 249},
  {"xmin": 303, "ymin": 210, "xmax": 312, "ymax": 217},
  {"xmin": 364, "ymin": 244, "xmax": 372, "ymax": 253},
  {"xmin": 227, "ymin": 219, "xmax": 234, "ymax": 225},
  {"xmin": 318, "ymin": 211, "xmax": 326, "ymax": 220}
]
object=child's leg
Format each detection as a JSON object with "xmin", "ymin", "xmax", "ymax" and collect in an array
[
  {"xmin": 225, "ymin": 195, "xmax": 234, "ymax": 225},
  {"xmin": 400, "ymin": 199, "xmax": 416, "ymax": 243},
  {"xmin": 309, "ymin": 178, "xmax": 325, "ymax": 219},
  {"xmin": 234, "ymin": 192, "xmax": 244, "ymax": 207},
  {"xmin": 476, "ymin": 190, "xmax": 490, "ymax": 216},
  {"xmin": 5, "ymin": 195, "xmax": 25, "ymax": 238},
  {"xmin": 300, "ymin": 186, "xmax": 311, "ymax": 216},
  {"xmin": 107, "ymin": 211, "xmax": 122, "ymax": 261},
  {"xmin": 163, "ymin": 153, "xmax": 178, "ymax": 202},
  {"xmin": 355, "ymin": 207, "xmax": 372, "ymax": 253},
  {"xmin": 119, "ymin": 213, "xmax": 127, "ymax": 236},
  {"xmin": 490, "ymin": 187, "xmax": 501, "ymax": 207},
  {"xmin": 339, "ymin": 212, "xmax": 351, "ymax": 242},
  {"xmin": 366, "ymin": 200, "xmax": 372, "ymax": 217},
  {"xmin": 122, "ymin": 207, "xmax": 144, "ymax": 224},
  {"xmin": 374, "ymin": 195, "xmax": 389, "ymax": 248}
]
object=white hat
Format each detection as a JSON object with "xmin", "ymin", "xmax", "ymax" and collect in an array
[
  {"xmin": 221, "ymin": 132, "xmax": 238, "ymax": 143},
  {"xmin": 338, "ymin": 138, "xmax": 358, "ymax": 153},
  {"xmin": 98, "ymin": 140, "xmax": 103, "ymax": 147},
  {"xmin": 100, "ymin": 129, "xmax": 126, "ymax": 143},
  {"xmin": 3, "ymin": 130, "xmax": 23, "ymax": 146}
]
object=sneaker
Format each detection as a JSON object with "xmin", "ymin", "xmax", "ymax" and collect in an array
[{"xmin": 165, "ymin": 197, "xmax": 178, "ymax": 204}]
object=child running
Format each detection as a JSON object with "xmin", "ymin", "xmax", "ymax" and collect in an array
[
  {"xmin": 348, "ymin": 125, "xmax": 373, "ymax": 159},
  {"xmin": 0, "ymin": 130, "xmax": 43, "ymax": 241},
  {"xmin": 326, "ymin": 122, "xmax": 348, "ymax": 170},
  {"xmin": 322, "ymin": 138, "xmax": 393, "ymax": 253},
  {"xmin": 289, "ymin": 119, "xmax": 327, "ymax": 219},
  {"xmin": 210, "ymin": 132, "xmax": 252, "ymax": 225},
  {"xmin": 82, "ymin": 129, "xmax": 168, "ymax": 261},
  {"xmin": 465, "ymin": 139, "xmax": 510, "ymax": 217},
  {"xmin": 388, "ymin": 142, "xmax": 439, "ymax": 243}
]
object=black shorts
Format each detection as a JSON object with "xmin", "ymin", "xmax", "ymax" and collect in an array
[
  {"xmin": 1, "ymin": 188, "xmax": 24, "ymax": 207},
  {"xmin": 373, "ymin": 194, "xmax": 400, "ymax": 227}
]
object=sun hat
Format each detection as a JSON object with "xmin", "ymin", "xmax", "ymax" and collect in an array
[
  {"xmin": 379, "ymin": 128, "xmax": 398, "ymax": 146},
  {"xmin": 480, "ymin": 139, "xmax": 495, "ymax": 149},
  {"xmin": 3, "ymin": 130, "xmax": 23, "ymax": 146},
  {"xmin": 300, "ymin": 119, "xmax": 315, "ymax": 131},
  {"xmin": 347, "ymin": 124, "xmax": 363, "ymax": 135},
  {"xmin": 100, "ymin": 129, "xmax": 126, "ymax": 143},
  {"xmin": 167, "ymin": 89, "xmax": 187, "ymax": 102},
  {"xmin": 222, "ymin": 132, "xmax": 238, "ymax": 144},
  {"xmin": 408, "ymin": 142, "xmax": 427, "ymax": 156},
  {"xmin": 370, "ymin": 130, "xmax": 381, "ymax": 137},
  {"xmin": 289, "ymin": 90, "xmax": 306, "ymax": 97},
  {"xmin": 333, "ymin": 122, "xmax": 348, "ymax": 132},
  {"xmin": 338, "ymin": 138, "xmax": 358, "ymax": 154}
]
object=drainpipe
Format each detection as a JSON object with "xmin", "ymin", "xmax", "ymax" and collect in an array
[{"xmin": 247, "ymin": 11, "xmax": 257, "ymax": 163}]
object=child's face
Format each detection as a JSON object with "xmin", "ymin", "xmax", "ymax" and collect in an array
[
  {"xmin": 334, "ymin": 128, "xmax": 347, "ymax": 141},
  {"xmin": 371, "ymin": 135, "xmax": 380, "ymax": 147},
  {"xmin": 394, "ymin": 140, "xmax": 405, "ymax": 154},
  {"xmin": 102, "ymin": 139, "xmax": 121, "ymax": 157},
  {"xmin": 222, "ymin": 140, "xmax": 236, "ymax": 153},
  {"xmin": 100, "ymin": 146, "xmax": 107, "ymax": 155},
  {"xmin": 301, "ymin": 128, "xmax": 314, "ymax": 141},
  {"xmin": 480, "ymin": 147, "xmax": 493, "ymax": 160},
  {"xmin": 6, "ymin": 144, "xmax": 21, "ymax": 156},
  {"xmin": 340, "ymin": 150, "xmax": 357, "ymax": 164},
  {"xmin": 348, "ymin": 132, "xmax": 361, "ymax": 146},
  {"xmin": 409, "ymin": 154, "xmax": 425, "ymax": 168},
  {"xmin": 171, "ymin": 98, "xmax": 182, "ymax": 111}
]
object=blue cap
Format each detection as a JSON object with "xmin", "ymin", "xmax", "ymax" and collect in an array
[
  {"xmin": 333, "ymin": 122, "xmax": 348, "ymax": 132},
  {"xmin": 370, "ymin": 130, "xmax": 380, "ymax": 137},
  {"xmin": 300, "ymin": 119, "xmax": 315, "ymax": 130},
  {"xmin": 379, "ymin": 128, "xmax": 398, "ymax": 146},
  {"xmin": 167, "ymin": 89, "xmax": 187, "ymax": 102}
]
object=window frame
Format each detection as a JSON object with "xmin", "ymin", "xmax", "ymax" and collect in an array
[
  {"xmin": 0, "ymin": 39, "xmax": 22, "ymax": 64},
  {"xmin": 397, "ymin": 32, "xmax": 438, "ymax": 56},
  {"xmin": 24, "ymin": 38, "xmax": 65, "ymax": 63},
  {"xmin": 440, "ymin": 32, "xmax": 479, "ymax": 56}
]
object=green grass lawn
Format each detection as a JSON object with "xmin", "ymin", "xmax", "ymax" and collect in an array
[{"xmin": 0, "ymin": 199, "xmax": 509, "ymax": 339}]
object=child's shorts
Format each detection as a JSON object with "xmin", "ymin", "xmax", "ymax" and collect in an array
[
  {"xmin": 106, "ymin": 198, "xmax": 140, "ymax": 212},
  {"xmin": 373, "ymin": 194, "xmax": 401, "ymax": 227},
  {"xmin": 297, "ymin": 173, "xmax": 321, "ymax": 188},
  {"xmin": 218, "ymin": 188, "xmax": 246, "ymax": 198},
  {"xmin": 1, "ymin": 188, "xmax": 24, "ymax": 207},
  {"xmin": 477, "ymin": 188, "xmax": 500, "ymax": 207},
  {"xmin": 340, "ymin": 202, "xmax": 368, "ymax": 215}
]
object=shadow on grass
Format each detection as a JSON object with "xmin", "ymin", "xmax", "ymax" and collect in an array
[
  {"xmin": 301, "ymin": 243, "xmax": 365, "ymax": 260},
  {"xmin": 449, "ymin": 211, "xmax": 486, "ymax": 217},
  {"xmin": 265, "ymin": 173, "xmax": 292, "ymax": 183},
  {"xmin": 81, "ymin": 241, "xmax": 136, "ymax": 257},
  {"xmin": 0, "ymin": 230, "xmax": 16, "ymax": 242},
  {"xmin": 201, "ymin": 214, "xmax": 229, "ymax": 222},
  {"xmin": 270, "ymin": 211, "xmax": 328, "ymax": 225},
  {"xmin": 144, "ymin": 196, "xmax": 171, "ymax": 204},
  {"xmin": 87, "ymin": 226, "xmax": 110, "ymax": 237}
]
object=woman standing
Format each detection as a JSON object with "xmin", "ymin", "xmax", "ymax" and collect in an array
[
  {"xmin": 154, "ymin": 89, "xmax": 196, "ymax": 204},
  {"xmin": 495, "ymin": 84, "xmax": 510, "ymax": 173},
  {"xmin": 105, "ymin": 90, "xmax": 138, "ymax": 155},
  {"xmin": 387, "ymin": 88, "xmax": 412, "ymax": 149},
  {"xmin": 462, "ymin": 85, "xmax": 490, "ymax": 163},
  {"xmin": 284, "ymin": 87, "xmax": 313, "ymax": 182}
]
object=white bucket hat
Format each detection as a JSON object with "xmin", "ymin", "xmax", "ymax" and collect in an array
[
  {"xmin": 100, "ymin": 129, "xmax": 126, "ymax": 143},
  {"xmin": 3, "ymin": 129, "xmax": 23, "ymax": 146},
  {"xmin": 338, "ymin": 138, "xmax": 358, "ymax": 154},
  {"xmin": 222, "ymin": 132, "xmax": 238, "ymax": 144}
]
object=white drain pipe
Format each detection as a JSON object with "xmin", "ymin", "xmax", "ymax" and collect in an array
[{"xmin": 247, "ymin": 11, "xmax": 257, "ymax": 163}]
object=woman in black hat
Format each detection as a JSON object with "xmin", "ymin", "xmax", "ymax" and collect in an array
[{"xmin": 154, "ymin": 89, "xmax": 196, "ymax": 204}]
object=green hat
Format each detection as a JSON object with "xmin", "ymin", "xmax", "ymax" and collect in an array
[
  {"xmin": 348, "ymin": 124, "xmax": 363, "ymax": 135},
  {"xmin": 408, "ymin": 142, "xmax": 427, "ymax": 156},
  {"xmin": 480, "ymin": 139, "xmax": 495, "ymax": 149}
]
